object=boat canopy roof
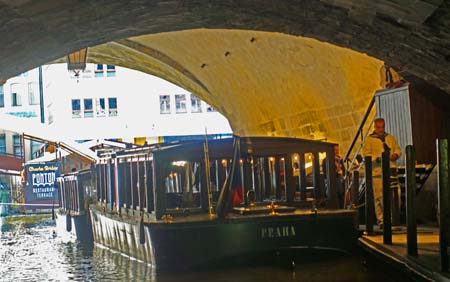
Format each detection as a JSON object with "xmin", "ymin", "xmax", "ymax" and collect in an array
[{"xmin": 105, "ymin": 136, "xmax": 337, "ymax": 162}]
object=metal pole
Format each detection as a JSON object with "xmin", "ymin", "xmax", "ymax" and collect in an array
[
  {"xmin": 382, "ymin": 150, "xmax": 392, "ymax": 244},
  {"xmin": 351, "ymin": 171, "xmax": 359, "ymax": 207},
  {"xmin": 405, "ymin": 145, "xmax": 418, "ymax": 256},
  {"xmin": 437, "ymin": 139, "xmax": 450, "ymax": 272},
  {"xmin": 364, "ymin": 156, "xmax": 374, "ymax": 234},
  {"xmin": 38, "ymin": 66, "xmax": 45, "ymax": 124}
]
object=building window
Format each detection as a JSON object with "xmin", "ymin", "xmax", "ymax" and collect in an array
[
  {"xmin": 106, "ymin": 65, "xmax": 116, "ymax": 77},
  {"xmin": 206, "ymin": 104, "xmax": 216, "ymax": 112},
  {"xmin": 13, "ymin": 135, "xmax": 22, "ymax": 158},
  {"xmin": 72, "ymin": 99, "xmax": 81, "ymax": 118},
  {"xmin": 28, "ymin": 82, "xmax": 39, "ymax": 105},
  {"xmin": 160, "ymin": 95, "xmax": 171, "ymax": 114},
  {"xmin": 0, "ymin": 85, "xmax": 4, "ymax": 108},
  {"xmin": 84, "ymin": 98, "xmax": 94, "ymax": 118},
  {"xmin": 108, "ymin": 97, "xmax": 118, "ymax": 116},
  {"xmin": 95, "ymin": 64, "xmax": 104, "ymax": 77},
  {"xmin": 0, "ymin": 134, "xmax": 5, "ymax": 155},
  {"xmin": 191, "ymin": 94, "xmax": 202, "ymax": 113},
  {"xmin": 96, "ymin": 98, "xmax": 106, "ymax": 117},
  {"xmin": 11, "ymin": 83, "xmax": 21, "ymax": 106},
  {"xmin": 30, "ymin": 140, "xmax": 43, "ymax": 160},
  {"xmin": 175, "ymin": 94, "xmax": 187, "ymax": 113}
]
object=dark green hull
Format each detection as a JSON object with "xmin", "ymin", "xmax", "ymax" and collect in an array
[{"xmin": 90, "ymin": 206, "xmax": 358, "ymax": 270}]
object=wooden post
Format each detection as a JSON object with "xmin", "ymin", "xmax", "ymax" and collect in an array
[
  {"xmin": 253, "ymin": 158, "xmax": 262, "ymax": 202},
  {"xmin": 405, "ymin": 145, "xmax": 418, "ymax": 257},
  {"xmin": 437, "ymin": 139, "xmax": 450, "ymax": 272},
  {"xmin": 106, "ymin": 160, "xmax": 113, "ymax": 211},
  {"xmin": 365, "ymin": 156, "xmax": 374, "ymax": 234},
  {"xmin": 96, "ymin": 165, "xmax": 101, "ymax": 202},
  {"xmin": 313, "ymin": 152, "xmax": 322, "ymax": 200},
  {"xmin": 263, "ymin": 158, "xmax": 271, "ymax": 199},
  {"xmin": 145, "ymin": 160, "xmax": 154, "ymax": 213},
  {"xmin": 382, "ymin": 151, "xmax": 392, "ymax": 245},
  {"xmin": 299, "ymin": 153, "xmax": 307, "ymax": 201},
  {"xmin": 129, "ymin": 162, "xmax": 134, "ymax": 211},
  {"xmin": 152, "ymin": 154, "xmax": 166, "ymax": 220},
  {"xmin": 200, "ymin": 160, "xmax": 209, "ymax": 212},
  {"xmin": 285, "ymin": 155, "xmax": 295, "ymax": 203},
  {"xmin": 326, "ymin": 148, "xmax": 338, "ymax": 209},
  {"xmin": 243, "ymin": 157, "xmax": 252, "ymax": 205},
  {"xmin": 274, "ymin": 157, "xmax": 282, "ymax": 200}
]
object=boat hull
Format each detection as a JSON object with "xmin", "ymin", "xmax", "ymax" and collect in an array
[
  {"xmin": 55, "ymin": 211, "xmax": 93, "ymax": 246},
  {"xmin": 90, "ymin": 207, "xmax": 358, "ymax": 270}
]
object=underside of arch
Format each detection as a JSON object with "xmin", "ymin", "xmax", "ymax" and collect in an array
[{"xmin": 70, "ymin": 29, "xmax": 390, "ymax": 148}]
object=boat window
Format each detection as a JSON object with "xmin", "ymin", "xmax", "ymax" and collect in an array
[{"xmin": 164, "ymin": 161, "xmax": 201, "ymax": 210}]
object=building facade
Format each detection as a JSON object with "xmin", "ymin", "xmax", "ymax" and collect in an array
[
  {"xmin": 0, "ymin": 63, "xmax": 232, "ymax": 162},
  {"xmin": 0, "ymin": 68, "xmax": 43, "ymax": 161}
]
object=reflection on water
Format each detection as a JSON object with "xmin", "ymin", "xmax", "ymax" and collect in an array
[{"xmin": 0, "ymin": 217, "xmax": 403, "ymax": 282}]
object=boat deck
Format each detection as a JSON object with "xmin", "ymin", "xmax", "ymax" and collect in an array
[{"xmin": 359, "ymin": 226, "xmax": 450, "ymax": 281}]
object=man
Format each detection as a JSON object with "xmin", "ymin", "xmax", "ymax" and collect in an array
[{"xmin": 362, "ymin": 117, "xmax": 401, "ymax": 227}]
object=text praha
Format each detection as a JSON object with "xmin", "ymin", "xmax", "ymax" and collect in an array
[{"xmin": 261, "ymin": 225, "xmax": 296, "ymax": 239}]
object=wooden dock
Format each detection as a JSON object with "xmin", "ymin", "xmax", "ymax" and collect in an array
[{"xmin": 358, "ymin": 226, "xmax": 450, "ymax": 281}]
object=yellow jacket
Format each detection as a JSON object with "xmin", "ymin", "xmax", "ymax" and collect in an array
[{"xmin": 362, "ymin": 132, "xmax": 401, "ymax": 174}]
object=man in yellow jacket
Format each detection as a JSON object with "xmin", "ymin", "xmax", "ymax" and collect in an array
[{"xmin": 363, "ymin": 117, "xmax": 401, "ymax": 227}]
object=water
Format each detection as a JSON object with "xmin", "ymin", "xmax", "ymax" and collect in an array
[{"xmin": 0, "ymin": 216, "xmax": 406, "ymax": 282}]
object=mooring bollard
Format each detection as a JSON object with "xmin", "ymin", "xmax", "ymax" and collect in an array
[
  {"xmin": 365, "ymin": 156, "xmax": 374, "ymax": 234},
  {"xmin": 382, "ymin": 150, "xmax": 392, "ymax": 244},
  {"xmin": 405, "ymin": 145, "xmax": 418, "ymax": 257},
  {"xmin": 437, "ymin": 139, "xmax": 450, "ymax": 272}
]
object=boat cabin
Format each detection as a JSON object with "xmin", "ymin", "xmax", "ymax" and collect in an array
[{"xmin": 93, "ymin": 136, "xmax": 339, "ymax": 220}]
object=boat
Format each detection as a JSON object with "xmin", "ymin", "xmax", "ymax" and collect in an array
[
  {"xmin": 57, "ymin": 136, "xmax": 358, "ymax": 270},
  {"xmin": 55, "ymin": 170, "xmax": 94, "ymax": 245}
]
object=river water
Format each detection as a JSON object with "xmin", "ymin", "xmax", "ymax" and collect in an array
[{"xmin": 0, "ymin": 216, "xmax": 406, "ymax": 282}]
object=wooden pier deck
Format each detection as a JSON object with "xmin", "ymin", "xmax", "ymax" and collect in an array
[{"xmin": 358, "ymin": 226, "xmax": 450, "ymax": 281}]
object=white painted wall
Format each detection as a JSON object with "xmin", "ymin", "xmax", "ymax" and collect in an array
[
  {"xmin": 1, "ymin": 63, "xmax": 232, "ymax": 158},
  {"xmin": 44, "ymin": 64, "xmax": 231, "ymax": 141}
]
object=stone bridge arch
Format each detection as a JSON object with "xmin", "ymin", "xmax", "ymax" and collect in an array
[{"xmin": 0, "ymin": 0, "xmax": 448, "ymax": 146}]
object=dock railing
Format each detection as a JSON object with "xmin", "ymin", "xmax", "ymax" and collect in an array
[
  {"xmin": 405, "ymin": 145, "xmax": 417, "ymax": 256},
  {"xmin": 373, "ymin": 141, "xmax": 449, "ymax": 272},
  {"xmin": 437, "ymin": 139, "xmax": 450, "ymax": 272}
]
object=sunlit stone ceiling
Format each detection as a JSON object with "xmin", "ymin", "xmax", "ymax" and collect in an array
[{"xmin": 84, "ymin": 29, "xmax": 387, "ymax": 147}]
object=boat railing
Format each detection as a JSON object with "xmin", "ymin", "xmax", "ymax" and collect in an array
[{"xmin": 57, "ymin": 170, "xmax": 93, "ymax": 215}]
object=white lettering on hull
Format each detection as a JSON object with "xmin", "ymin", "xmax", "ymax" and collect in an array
[{"xmin": 261, "ymin": 226, "xmax": 296, "ymax": 239}]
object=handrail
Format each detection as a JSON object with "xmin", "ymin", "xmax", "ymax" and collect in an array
[
  {"xmin": 346, "ymin": 117, "xmax": 375, "ymax": 173},
  {"xmin": 343, "ymin": 96, "xmax": 376, "ymax": 175}
]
